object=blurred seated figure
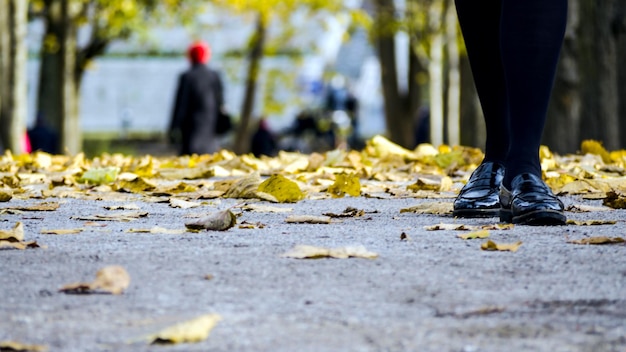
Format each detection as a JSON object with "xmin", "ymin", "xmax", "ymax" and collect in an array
[
  {"xmin": 28, "ymin": 112, "xmax": 59, "ymax": 154},
  {"xmin": 279, "ymin": 109, "xmax": 336, "ymax": 153},
  {"xmin": 251, "ymin": 117, "xmax": 278, "ymax": 157}
]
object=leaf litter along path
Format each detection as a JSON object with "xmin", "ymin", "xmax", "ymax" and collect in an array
[{"xmin": 1, "ymin": 137, "xmax": 626, "ymax": 351}]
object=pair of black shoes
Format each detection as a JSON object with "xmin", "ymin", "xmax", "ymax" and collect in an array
[{"xmin": 453, "ymin": 162, "xmax": 566, "ymax": 225}]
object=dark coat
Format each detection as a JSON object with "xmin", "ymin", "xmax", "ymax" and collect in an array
[{"xmin": 169, "ymin": 64, "xmax": 224, "ymax": 155}]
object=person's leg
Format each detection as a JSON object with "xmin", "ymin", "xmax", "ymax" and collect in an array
[
  {"xmin": 452, "ymin": 0, "xmax": 507, "ymax": 218},
  {"xmin": 454, "ymin": 0, "xmax": 509, "ymax": 164},
  {"xmin": 498, "ymin": 0, "xmax": 568, "ymax": 225},
  {"xmin": 500, "ymin": 0, "xmax": 568, "ymax": 188}
]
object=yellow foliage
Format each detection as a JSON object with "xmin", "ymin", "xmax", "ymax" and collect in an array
[
  {"xmin": 581, "ymin": 140, "xmax": 612, "ymax": 163},
  {"xmin": 327, "ymin": 173, "xmax": 361, "ymax": 198}
]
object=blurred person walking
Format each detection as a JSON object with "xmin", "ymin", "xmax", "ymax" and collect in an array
[
  {"xmin": 169, "ymin": 41, "xmax": 225, "ymax": 155},
  {"xmin": 452, "ymin": 0, "xmax": 568, "ymax": 225}
]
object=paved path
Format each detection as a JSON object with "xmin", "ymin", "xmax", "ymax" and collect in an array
[{"xmin": 1, "ymin": 192, "xmax": 625, "ymax": 351}]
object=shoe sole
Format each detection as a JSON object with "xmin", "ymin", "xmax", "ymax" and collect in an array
[
  {"xmin": 500, "ymin": 209, "xmax": 566, "ymax": 226},
  {"xmin": 453, "ymin": 208, "xmax": 500, "ymax": 218}
]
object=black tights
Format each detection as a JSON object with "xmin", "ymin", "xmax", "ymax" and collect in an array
[{"xmin": 455, "ymin": 0, "xmax": 567, "ymax": 188}]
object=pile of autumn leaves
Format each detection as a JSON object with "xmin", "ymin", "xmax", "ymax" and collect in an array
[
  {"xmin": 2, "ymin": 136, "xmax": 626, "ymax": 348},
  {"xmin": 2, "ymin": 135, "xmax": 626, "ymax": 203}
]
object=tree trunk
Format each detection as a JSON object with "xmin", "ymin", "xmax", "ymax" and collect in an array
[
  {"xmin": 427, "ymin": 1, "xmax": 445, "ymax": 147},
  {"xmin": 373, "ymin": 0, "xmax": 421, "ymax": 149},
  {"xmin": 60, "ymin": 0, "xmax": 80, "ymax": 154},
  {"xmin": 0, "ymin": 0, "xmax": 28, "ymax": 154},
  {"xmin": 543, "ymin": 0, "xmax": 582, "ymax": 154},
  {"xmin": 0, "ymin": 0, "xmax": 7, "ymax": 152},
  {"xmin": 445, "ymin": 0, "xmax": 460, "ymax": 146},
  {"xmin": 577, "ymin": 0, "xmax": 620, "ymax": 150},
  {"xmin": 234, "ymin": 14, "xmax": 266, "ymax": 155},
  {"xmin": 37, "ymin": 0, "xmax": 63, "ymax": 149},
  {"xmin": 459, "ymin": 56, "xmax": 484, "ymax": 148},
  {"xmin": 37, "ymin": 0, "xmax": 80, "ymax": 154},
  {"xmin": 616, "ymin": 3, "xmax": 626, "ymax": 148}
]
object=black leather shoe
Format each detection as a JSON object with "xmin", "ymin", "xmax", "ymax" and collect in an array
[
  {"xmin": 499, "ymin": 173, "xmax": 566, "ymax": 225},
  {"xmin": 453, "ymin": 162, "xmax": 505, "ymax": 218}
]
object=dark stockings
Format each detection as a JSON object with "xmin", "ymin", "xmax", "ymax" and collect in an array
[{"xmin": 455, "ymin": 0, "xmax": 568, "ymax": 188}]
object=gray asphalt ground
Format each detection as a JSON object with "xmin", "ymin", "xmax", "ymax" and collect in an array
[{"xmin": 1, "ymin": 192, "xmax": 626, "ymax": 352}]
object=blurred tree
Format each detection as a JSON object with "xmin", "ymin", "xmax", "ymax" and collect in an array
[
  {"xmin": 0, "ymin": 0, "xmax": 28, "ymax": 154},
  {"xmin": 372, "ymin": 0, "xmax": 423, "ymax": 149},
  {"xmin": 33, "ymin": 0, "xmax": 204, "ymax": 154},
  {"xmin": 545, "ymin": 0, "xmax": 626, "ymax": 153},
  {"xmin": 212, "ymin": 0, "xmax": 366, "ymax": 154},
  {"xmin": 372, "ymin": 0, "xmax": 463, "ymax": 148}
]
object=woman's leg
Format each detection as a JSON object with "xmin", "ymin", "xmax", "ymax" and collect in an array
[
  {"xmin": 454, "ymin": 0, "xmax": 509, "ymax": 164},
  {"xmin": 500, "ymin": 0, "xmax": 568, "ymax": 188},
  {"xmin": 452, "ymin": 0, "xmax": 507, "ymax": 218}
]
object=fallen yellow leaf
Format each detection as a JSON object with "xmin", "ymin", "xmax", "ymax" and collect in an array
[
  {"xmin": 59, "ymin": 265, "xmax": 131, "ymax": 295},
  {"xmin": 126, "ymin": 226, "xmax": 186, "ymax": 235},
  {"xmin": 0, "ymin": 340, "xmax": 47, "ymax": 352},
  {"xmin": 40, "ymin": 228, "xmax": 84, "ymax": 235},
  {"xmin": 327, "ymin": 173, "xmax": 361, "ymax": 198},
  {"xmin": 0, "ymin": 189, "xmax": 12, "ymax": 202},
  {"xmin": 149, "ymin": 314, "xmax": 222, "ymax": 345},
  {"xmin": 285, "ymin": 215, "xmax": 331, "ymax": 224},
  {"xmin": 70, "ymin": 211, "xmax": 148, "ymax": 222},
  {"xmin": 281, "ymin": 244, "xmax": 378, "ymax": 259},
  {"xmin": 458, "ymin": 230, "xmax": 490, "ymax": 240},
  {"xmin": 400, "ymin": 202, "xmax": 453, "ymax": 215},
  {"xmin": 480, "ymin": 240, "xmax": 522, "ymax": 252},
  {"xmin": 0, "ymin": 222, "xmax": 24, "ymax": 242},
  {"xmin": 257, "ymin": 174, "xmax": 304, "ymax": 203},
  {"xmin": 169, "ymin": 198, "xmax": 201, "ymax": 209},
  {"xmin": 568, "ymin": 237, "xmax": 625, "ymax": 245}
]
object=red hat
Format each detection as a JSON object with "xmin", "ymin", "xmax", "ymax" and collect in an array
[{"xmin": 187, "ymin": 41, "xmax": 211, "ymax": 64}]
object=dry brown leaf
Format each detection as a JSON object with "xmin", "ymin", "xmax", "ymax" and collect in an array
[
  {"xmin": 480, "ymin": 240, "xmax": 522, "ymax": 252},
  {"xmin": 568, "ymin": 237, "xmax": 625, "ymax": 245},
  {"xmin": 92, "ymin": 266, "xmax": 131, "ymax": 294},
  {"xmin": 323, "ymin": 207, "xmax": 368, "ymax": 218},
  {"xmin": 223, "ymin": 174, "xmax": 261, "ymax": 199},
  {"xmin": 566, "ymin": 219, "xmax": 617, "ymax": 226},
  {"xmin": 407, "ymin": 175, "xmax": 452, "ymax": 192},
  {"xmin": 400, "ymin": 202, "xmax": 453, "ymax": 215},
  {"xmin": 59, "ymin": 265, "xmax": 130, "ymax": 295},
  {"xmin": 0, "ymin": 189, "xmax": 12, "ymax": 202},
  {"xmin": 281, "ymin": 244, "xmax": 378, "ymax": 259},
  {"xmin": 149, "ymin": 314, "xmax": 222, "ymax": 345},
  {"xmin": 565, "ymin": 204, "xmax": 611, "ymax": 213},
  {"xmin": 0, "ymin": 340, "xmax": 48, "ymax": 352},
  {"xmin": 602, "ymin": 191, "xmax": 626, "ymax": 209},
  {"xmin": 126, "ymin": 226, "xmax": 186, "ymax": 234},
  {"xmin": 103, "ymin": 204, "xmax": 140, "ymax": 211},
  {"xmin": 1, "ymin": 202, "xmax": 60, "ymax": 212},
  {"xmin": 169, "ymin": 198, "xmax": 201, "ymax": 209},
  {"xmin": 0, "ymin": 222, "xmax": 24, "ymax": 242},
  {"xmin": 71, "ymin": 211, "xmax": 148, "ymax": 222},
  {"xmin": 285, "ymin": 215, "xmax": 332, "ymax": 224},
  {"xmin": 185, "ymin": 210, "xmax": 236, "ymax": 231},
  {"xmin": 424, "ymin": 223, "xmax": 472, "ymax": 231},
  {"xmin": 480, "ymin": 223, "xmax": 515, "ymax": 230},
  {"xmin": 40, "ymin": 228, "xmax": 84, "ymax": 235},
  {"xmin": 240, "ymin": 204, "xmax": 293, "ymax": 213}
]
